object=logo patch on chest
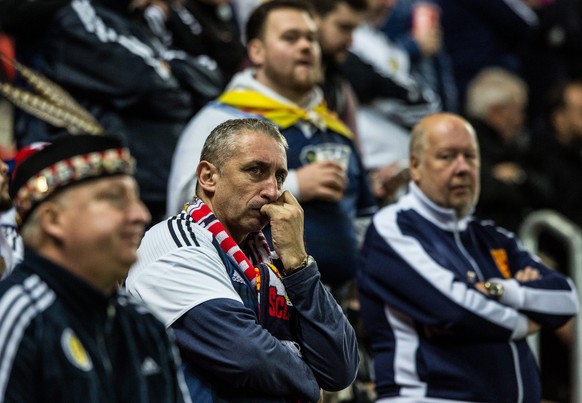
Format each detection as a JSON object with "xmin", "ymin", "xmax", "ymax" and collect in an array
[
  {"xmin": 490, "ymin": 249, "xmax": 511, "ymax": 279},
  {"xmin": 61, "ymin": 328, "xmax": 93, "ymax": 371},
  {"xmin": 141, "ymin": 356, "xmax": 160, "ymax": 376}
]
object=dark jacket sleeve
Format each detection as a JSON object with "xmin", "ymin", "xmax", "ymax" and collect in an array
[
  {"xmin": 41, "ymin": 2, "xmax": 194, "ymax": 121},
  {"xmin": 155, "ymin": 326, "xmax": 194, "ymax": 403},
  {"xmin": 283, "ymin": 262, "xmax": 360, "ymax": 391},
  {"xmin": 498, "ymin": 231, "xmax": 579, "ymax": 329},
  {"xmin": 341, "ymin": 51, "xmax": 412, "ymax": 105},
  {"xmin": 1, "ymin": 323, "xmax": 39, "ymax": 402},
  {"xmin": 340, "ymin": 51, "xmax": 441, "ymax": 128},
  {"xmin": 171, "ymin": 298, "xmax": 321, "ymax": 402}
]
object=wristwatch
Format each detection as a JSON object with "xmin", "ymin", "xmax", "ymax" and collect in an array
[
  {"xmin": 285, "ymin": 255, "xmax": 314, "ymax": 275},
  {"xmin": 484, "ymin": 281, "xmax": 504, "ymax": 300}
]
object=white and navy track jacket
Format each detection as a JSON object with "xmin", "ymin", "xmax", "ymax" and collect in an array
[
  {"xmin": 358, "ymin": 182, "xmax": 579, "ymax": 403},
  {"xmin": 126, "ymin": 213, "xmax": 359, "ymax": 402}
]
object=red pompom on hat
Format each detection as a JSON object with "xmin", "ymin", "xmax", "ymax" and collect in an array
[
  {"xmin": 11, "ymin": 142, "xmax": 50, "ymax": 176},
  {"xmin": 10, "ymin": 134, "xmax": 135, "ymax": 225}
]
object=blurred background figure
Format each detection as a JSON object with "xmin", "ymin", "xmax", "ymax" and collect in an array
[
  {"xmin": 1, "ymin": 0, "xmax": 224, "ymax": 224},
  {"xmin": 341, "ymin": 0, "xmax": 441, "ymax": 206},
  {"xmin": 314, "ymin": 0, "xmax": 368, "ymax": 138},
  {"xmin": 231, "ymin": 0, "xmax": 263, "ymax": 41},
  {"xmin": 146, "ymin": 0, "xmax": 246, "ymax": 83},
  {"xmin": 0, "ymin": 158, "xmax": 22, "ymax": 279},
  {"xmin": 0, "ymin": 36, "xmax": 22, "ymax": 279},
  {"xmin": 520, "ymin": 77, "xmax": 582, "ymax": 403},
  {"xmin": 465, "ymin": 66, "xmax": 552, "ymax": 233},
  {"xmin": 521, "ymin": 0, "xmax": 582, "ymax": 138},
  {"xmin": 537, "ymin": 79, "xmax": 582, "ymax": 229},
  {"xmin": 381, "ymin": 0, "xmax": 458, "ymax": 113},
  {"xmin": 434, "ymin": 0, "xmax": 539, "ymax": 112}
]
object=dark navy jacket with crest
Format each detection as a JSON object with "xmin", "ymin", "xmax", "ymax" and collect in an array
[{"xmin": 0, "ymin": 251, "xmax": 190, "ymax": 403}]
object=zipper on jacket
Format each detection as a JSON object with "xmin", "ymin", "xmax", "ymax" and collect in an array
[
  {"xmin": 96, "ymin": 302, "xmax": 116, "ymax": 398},
  {"xmin": 455, "ymin": 221, "xmax": 524, "ymax": 403},
  {"xmin": 453, "ymin": 221, "xmax": 485, "ymax": 281}
]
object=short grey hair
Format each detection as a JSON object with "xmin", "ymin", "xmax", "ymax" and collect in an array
[
  {"xmin": 465, "ymin": 67, "xmax": 528, "ymax": 119},
  {"xmin": 19, "ymin": 188, "xmax": 70, "ymax": 249},
  {"xmin": 19, "ymin": 207, "xmax": 41, "ymax": 248},
  {"xmin": 200, "ymin": 118, "xmax": 288, "ymax": 170}
]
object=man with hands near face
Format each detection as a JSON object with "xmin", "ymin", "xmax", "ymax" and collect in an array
[
  {"xmin": 126, "ymin": 119, "xmax": 359, "ymax": 403},
  {"xmin": 167, "ymin": 0, "xmax": 376, "ymax": 293},
  {"xmin": 358, "ymin": 113, "xmax": 578, "ymax": 402}
]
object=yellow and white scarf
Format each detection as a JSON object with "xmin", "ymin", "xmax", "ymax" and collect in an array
[{"xmin": 218, "ymin": 89, "xmax": 353, "ymax": 139}]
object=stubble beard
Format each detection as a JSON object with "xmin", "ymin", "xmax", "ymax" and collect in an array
[{"xmin": 263, "ymin": 64, "xmax": 320, "ymax": 99}]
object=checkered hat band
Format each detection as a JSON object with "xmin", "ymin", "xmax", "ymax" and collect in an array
[{"xmin": 14, "ymin": 147, "xmax": 134, "ymax": 220}]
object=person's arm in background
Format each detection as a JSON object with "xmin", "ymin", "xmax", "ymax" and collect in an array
[
  {"xmin": 341, "ymin": 51, "xmax": 418, "ymax": 105},
  {"xmin": 359, "ymin": 214, "xmax": 537, "ymax": 341},
  {"xmin": 381, "ymin": 0, "xmax": 442, "ymax": 60},
  {"xmin": 341, "ymin": 51, "xmax": 441, "ymax": 128},
  {"xmin": 476, "ymin": 231, "xmax": 579, "ymax": 329},
  {"xmin": 39, "ymin": 0, "xmax": 203, "ymax": 121}
]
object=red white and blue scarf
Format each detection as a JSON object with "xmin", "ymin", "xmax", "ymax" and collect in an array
[
  {"xmin": 184, "ymin": 197, "xmax": 278, "ymax": 292},
  {"xmin": 185, "ymin": 197, "xmax": 301, "ymax": 382}
]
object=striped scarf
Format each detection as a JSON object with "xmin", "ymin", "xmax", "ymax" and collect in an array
[{"xmin": 184, "ymin": 197, "xmax": 276, "ymax": 292}]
